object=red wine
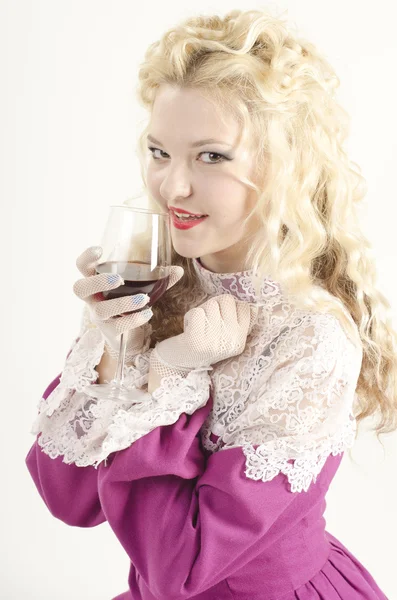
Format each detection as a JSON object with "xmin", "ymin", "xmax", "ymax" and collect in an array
[{"xmin": 96, "ymin": 261, "xmax": 170, "ymax": 315}]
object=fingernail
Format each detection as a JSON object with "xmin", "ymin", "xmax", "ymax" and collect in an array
[
  {"xmin": 107, "ymin": 274, "xmax": 123, "ymax": 285},
  {"xmin": 132, "ymin": 294, "xmax": 149, "ymax": 304}
]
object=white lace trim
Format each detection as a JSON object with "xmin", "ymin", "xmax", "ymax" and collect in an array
[
  {"xmin": 199, "ymin": 311, "xmax": 362, "ymax": 493},
  {"xmin": 31, "ymin": 327, "xmax": 212, "ymax": 468},
  {"xmin": 241, "ymin": 416, "xmax": 356, "ymax": 493},
  {"xmin": 33, "ymin": 329, "xmax": 105, "ymax": 419},
  {"xmin": 31, "ymin": 271, "xmax": 363, "ymax": 493}
]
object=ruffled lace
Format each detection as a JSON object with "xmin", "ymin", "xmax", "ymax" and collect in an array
[
  {"xmin": 31, "ymin": 324, "xmax": 213, "ymax": 468},
  {"xmin": 241, "ymin": 418, "xmax": 356, "ymax": 493},
  {"xmin": 31, "ymin": 329, "xmax": 104, "ymax": 420},
  {"xmin": 198, "ymin": 309, "xmax": 362, "ymax": 493},
  {"xmin": 31, "ymin": 263, "xmax": 363, "ymax": 491}
]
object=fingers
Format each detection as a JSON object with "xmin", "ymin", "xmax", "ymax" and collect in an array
[
  {"xmin": 73, "ymin": 272, "xmax": 124, "ymax": 301},
  {"xmin": 216, "ymin": 294, "xmax": 238, "ymax": 322},
  {"xmin": 184, "ymin": 298, "xmax": 224, "ymax": 356},
  {"xmin": 203, "ymin": 294, "xmax": 257, "ymax": 336},
  {"xmin": 189, "ymin": 295, "xmax": 238, "ymax": 330},
  {"xmin": 76, "ymin": 246, "xmax": 103, "ymax": 277},
  {"xmin": 183, "ymin": 305, "xmax": 207, "ymax": 338},
  {"xmin": 247, "ymin": 304, "xmax": 259, "ymax": 334},
  {"xmin": 75, "ymin": 252, "xmax": 184, "ymax": 300},
  {"xmin": 76, "ymin": 249, "xmax": 184, "ymax": 294},
  {"xmin": 165, "ymin": 265, "xmax": 185, "ymax": 292},
  {"xmin": 89, "ymin": 293, "xmax": 149, "ymax": 321},
  {"xmin": 234, "ymin": 299, "xmax": 259, "ymax": 335},
  {"xmin": 202, "ymin": 296, "xmax": 237, "ymax": 338},
  {"xmin": 99, "ymin": 307, "xmax": 153, "ymax": 337},
  {"xmin": 181, "ymin": 294, "xmax": 259, "ymax": 365}
]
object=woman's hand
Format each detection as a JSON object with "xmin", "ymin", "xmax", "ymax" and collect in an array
[
  {"xmin": 73, "ymin": 246, "xmax": 184, "ymax": 362},
  {"xmin": 152, "ymin": 294, "xmax": 259, "ymax": 373}
]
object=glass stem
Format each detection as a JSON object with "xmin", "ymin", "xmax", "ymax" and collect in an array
[{"xmin": 114, "ymin": 332, "xmax": 127, "ymax": 388}]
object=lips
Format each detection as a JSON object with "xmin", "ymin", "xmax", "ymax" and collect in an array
[
  {"xmin": 171, "ymin": 212, "xmax": 208, "ymax": 230},
  {"xmin": 169, "ymin": 207, "xmax": 208, "ymax": 218}
]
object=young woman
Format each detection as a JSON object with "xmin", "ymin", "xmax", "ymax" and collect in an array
[{"xmin": 26, "ymin": 9, "xmax": 395, "ymax": 599}]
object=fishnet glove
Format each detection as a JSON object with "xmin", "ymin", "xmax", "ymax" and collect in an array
[
  {"xmin": 73, "ymin": 246, "xmax": 184, "ymax": 362},
  {"xmin": 150, "ymin": 294, "xmax": 259, "ymax": 381}
]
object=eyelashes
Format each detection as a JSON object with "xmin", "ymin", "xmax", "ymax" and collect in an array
[{"xmin": 147, "ymin": 146, "xmax": 232, "ymax": 165}]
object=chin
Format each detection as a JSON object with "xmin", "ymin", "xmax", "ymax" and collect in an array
[
  {"xmin": 171, "ymin": 244, "xmax": 201, "ymax": 260},
  {"xmin": 175, "ymin": 251, "xmax": 201, "ymax": 260}
]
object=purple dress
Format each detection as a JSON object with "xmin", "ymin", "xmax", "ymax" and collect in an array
[
  {"xmin": 26, "ymin": 372, "xmax": 388, "ymax": 600},
  {"xmin": 26, "ymin": 257, "xmax": 389, "ymax": 599}
]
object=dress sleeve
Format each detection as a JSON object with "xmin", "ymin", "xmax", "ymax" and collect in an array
[
  {"xmin": 25, "ymin": 371, "xmax": 107, "ymax": 527},
  {"xmin": 95, "ymin": 395, "xmax": 343, "ymax": 599},
  {"xmin": 28, "ymin": 305, "xmax": 214, "ymax": 469},
  {"xmin": 25, "ymin": 304, "xmax": 148, "ymax": 527},
  {"xmin": 218, "ymin": 312, "xmax": 363, "ymax": 493},
  {"xmin": 91, "ymin": 312, "xmax": 362, "ymax": 598}
]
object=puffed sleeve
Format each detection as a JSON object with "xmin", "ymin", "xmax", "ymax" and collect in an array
[
  {"xmin": 25, "ymin": 304, "xmax": 153, "ymax": 526},
  {"xmin": 95, "ymin": 395, "xmax": 344, "ymax": 599},
  {"xmin": 25, "ymin": 371, "xmax": 107, "ymax": 527},
  {"xmin": 219, "ymin": 312, "xmax": 364, "ymax": 493},
  {"xmin": 28, "ymin": 305, "xmax": 214, "ymax": 469},
  {"xmin": 91, "ymin": 312, "xmax": 362, "ymax": 599}
]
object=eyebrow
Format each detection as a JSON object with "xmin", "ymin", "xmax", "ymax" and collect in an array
[{"xmin": 147, "ymin": 134, "xmax": 232, "ymax": 148}]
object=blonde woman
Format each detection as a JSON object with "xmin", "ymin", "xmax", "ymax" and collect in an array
[{"xmin": 26, "ymin": 9, "xmax": 394, "ymax": 599}]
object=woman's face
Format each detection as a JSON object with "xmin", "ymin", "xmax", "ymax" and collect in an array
[{"xmin": 146, "ymin": 84, "xmax": 260, "ymax": 273}]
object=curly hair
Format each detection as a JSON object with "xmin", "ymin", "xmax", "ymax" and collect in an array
[{"xmin": 128, "ymin": 7, "xmax": 397, "ymax": 440}]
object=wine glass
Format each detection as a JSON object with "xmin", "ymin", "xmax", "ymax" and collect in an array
[{"xmin": 84, "ymin": 203, "xmax": 171, "ymax": 404}]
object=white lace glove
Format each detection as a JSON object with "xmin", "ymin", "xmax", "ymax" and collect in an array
[
  {"xmin": 73, "ymin": 246, "xmax": 184, "ymax": 362},
  {"xmin": 150, "ymin": 294, "xmax": 259, "ymax": 384}
]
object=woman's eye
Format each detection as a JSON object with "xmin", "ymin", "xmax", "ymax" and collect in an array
[
  {"xmin": 147, "ymin": 147, "xmax": 229, "ymax": 164},
  {"xmin": 200, "ymin": 152, "xmax": 228, "ymax": 164},
  {"xmin": 148, "ymin": 147, "xmax": 168, "ymax": 160}
]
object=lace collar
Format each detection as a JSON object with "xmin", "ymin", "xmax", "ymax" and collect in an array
[{"xmin": 191, "ymin": 257, "xmax": 284, "ymax": 306}]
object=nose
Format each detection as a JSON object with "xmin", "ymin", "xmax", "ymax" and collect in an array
[{"xmin": 159, "ymin": 163, "xmax": 192, "ymax": 202}]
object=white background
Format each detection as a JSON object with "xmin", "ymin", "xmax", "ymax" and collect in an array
[{"xmin": 2, "ymin": 1, "xmax": 396, "ymax": 598}]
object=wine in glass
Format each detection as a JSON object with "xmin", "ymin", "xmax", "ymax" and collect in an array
[{"xmin": 84, "ymin": 203, "xmax": 171, "ymax": 404}]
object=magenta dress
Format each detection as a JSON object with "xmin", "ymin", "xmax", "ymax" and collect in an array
[{"xmin": 26, "ymin": 371, "xmax": 388, "ymax": 600}]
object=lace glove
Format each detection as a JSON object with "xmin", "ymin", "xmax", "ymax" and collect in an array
[
  {"xmin": 73, "ymin": 246, "xmax": 184, "ymax": 362},
  {"xmin": 150, "ymin": 294, "xmax": 259, "ymax": 384}
]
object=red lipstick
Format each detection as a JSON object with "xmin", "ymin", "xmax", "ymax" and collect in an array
[
  {"xmin": 171, "ymin": 212, "xmax": 208, "ymax": 230},
  {"xmin": 169, "ymin": 206, "xmax": 208, "ymax": 217}
]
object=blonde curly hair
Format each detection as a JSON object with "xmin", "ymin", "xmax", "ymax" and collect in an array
[{"xmin": 129, "ymin": 8, "xmax": 397, "ymax": 440}]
